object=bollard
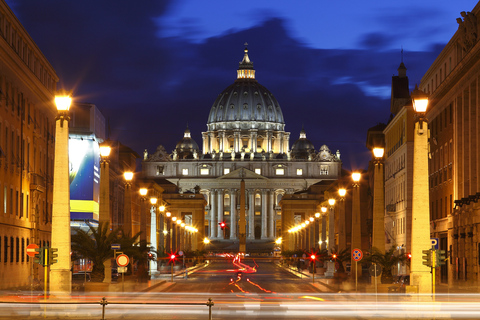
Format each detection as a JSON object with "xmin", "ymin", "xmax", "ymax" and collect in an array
[
  {"xmin": 185, "ymin": 269, "xmax": 188, "ymax": 279},
  {"xmin": 206, "ymin": 298, "xmax": 214, "ymax": 320},
  {"xmin": 100, "ymin": 297, "xmax": 108, "ymax": 320}
]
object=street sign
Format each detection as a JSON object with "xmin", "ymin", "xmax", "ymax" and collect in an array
[
  {"xmin": 26, "ymin": 244, "xmax": 39, "ymax": 257},
  {"xmin": 369, "ymin": 264, "xmax": 382, "ymax": 277},
  {"xmin": 111, "ymin": 244, "xmax": 121, "ymax": 250},
  {"xmin": 117, "ymin": 267, "xmax": 127, "ymax": 273},
  {"xmin": 116, "ymin": 254, "xmax": 129, "ymax": 267},
  {"xmin": 352, "ymin": 248, "xmax": 363, "ymax": 261},
  {"xmin": 431, "ymin": 238, "xmax": 439, "ymax": 250}
]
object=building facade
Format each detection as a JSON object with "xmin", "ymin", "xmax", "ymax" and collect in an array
[
  {"xmin": 421, "ymin": 3, "xmax": 480, "ymax": 285},
  {"xmin": 143, "ymin": 47, "xmax": 342, "ymax": 252},
  {"xmin": 0, "ymin": 0, "xmax": 58, "ymax": 289}
]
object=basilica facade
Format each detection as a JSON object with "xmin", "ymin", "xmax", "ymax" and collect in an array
[{"xmin": 142, "ymin": 47, "xmax": 342, "ymax": 250}]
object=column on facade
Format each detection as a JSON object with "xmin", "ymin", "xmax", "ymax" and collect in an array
[
  {"xmin": 234, "ymin": 131, "xmax": 241, "ymax": 152},
  {"xmin": 217, "ymin": 189, "xmax": 224, "ymax": 239},
  {"xmin": 209, "ymin": 132, "xmax": 216, "ymax": 153},
  {"xmin": 210, "ymin": 190, "xmax": 217, "ymax": 238},
  {"xmin": 266, "ymin": 131, "xmax": 272, "ymax": 153},
  {"xmin": 202, "ymin": 132, "xmax": 209, "ymax": 155},
  {"xmin": 230, "ymin": 189, "xmax": 237, "ymax": 239},
  {"xmin": 261, "ymin": 189, "xmax": 268, "ymax": 239},
  {"xmin": 249, "ymin": 129, "xmax": 258, "ymax": 153},
  {"xmin": 268, "ymin": 189, "xmax": 275, "ymax": 238},
  {"xmin": 218, "ymin": 130, "xmax": 223, "ymax": 152},
  {"xmin": 283, "ymin": 133, "xmax": 290, "ymax": 153},
  {"xmin": 278, "ymin": 132, "xmax": 284, "ymax": 154},
  {"xmin": 248, "ymin": 190, "xmax": 255, "ymax": 239},
  {"xmin": 321, "ymin": 215, "xmax": 327, "ymax": 250}
]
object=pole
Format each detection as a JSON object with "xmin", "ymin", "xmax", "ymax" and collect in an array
[
  {"xmin": 122, "ymin": 272, "xmax": 124, "ymax": 293},
  {"xmin": 312, "ymin": 264, "xmax": 315, "ymax": 284},
  {"xmin": 432, "ymin": 249, "xmax": 436, "ymax": 301},
  {"xmin": 355, "ymin": 261, "xmax": 358, "ymax": 293},
  {"xmin": 374, "ymin": 263, "xmax": 377, "ymax": 300},
  {"xmin": 171, "ymin": 262, "xmax": 173, "ymax": 282}
]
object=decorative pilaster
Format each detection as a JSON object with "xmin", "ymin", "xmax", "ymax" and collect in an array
[
  {"xmin": 269, "ymin": 190, "xmax": 275, "ymax": 238},
  {"xmin": 210, "ymin": 190, "xmax": 217, "ymax": 238},
  {"xmin": 217, "ymin": 189, "xmax": 224, "ymax": 239},
  {"xmin": 230, "ymin": 189, "xmax": 237, "ymax": 239},
  {"xmin": 261, "ymin": 189, "xmax": 268, "ymax": 239},
  {"xmin": 248, "ymin": 190, "xmax": 255, "ymax": 239}
]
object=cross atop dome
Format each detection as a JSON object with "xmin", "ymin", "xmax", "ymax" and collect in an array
[{"xmin": 237, "ymin": 43, "xmax": 255, "ymax": 80}]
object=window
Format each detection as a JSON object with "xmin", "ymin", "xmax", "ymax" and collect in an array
[
  {"xmin": 255, "ymin": 194, "xmax": 261, "ymax": 206},
  {"xmin": 156, "ymin": 166, "xmax": 164, "ymax": 175},
  {"xmin": 182, "ymin": 168, "xmax": 189, "ymax": 175},
  {"xmin": 26, "ymin": 238, "xmax": 29, "ymax": 262},
  {"xmin": 254, "ymin": 168, "xmax": 261, "ymax": 175},
  {"xmin": 10, "ymin": 237, "xmax": 13, "ymax": 262},
  {"xmin": 224, "ymin": 168, "xmax": 230, "ymax": 175},
  {"xmin": 15, "ymin": 237, "xmax": 19, "ymax": 262},
  {"xmin": 255, "ymin": 211, "xmax": 261, "ymax": 216},
  {"xmin": 275, "ymin": 168, "xmax": 284, "ymax": 175},
  {"xmin": 224, "ymin": 211, "xmax": 230, "ymax": 216},
  {"xmin": 21, "ymin": 238, "xmax": 24, "ymax": 262},
  {"xmin": 320, "ymin": 165, "xmax": 328, "ymax": 175},
  {"xmin": 296, "ymin": 169, "xmax": 303, "ymax": 176},
  {"xmin": 200, "ymin": 168, "xmax": 209, "ymax": 175},
  {"xmin": 3, "ymin": 236, "xmax": 7, "ymax": 262}
]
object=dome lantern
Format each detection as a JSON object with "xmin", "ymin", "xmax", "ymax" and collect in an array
[{"xmin": 237, "ymin": 43, "xmax": 255, "ymax": 80}]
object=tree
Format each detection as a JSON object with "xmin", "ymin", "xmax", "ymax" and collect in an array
[
  {"xmin": 71, "ymin": 222, "xmax": 153, "ymax": 282},
  {"xmin": 364, "ymin": 246, "xmax": 407, "ymax": 284}
]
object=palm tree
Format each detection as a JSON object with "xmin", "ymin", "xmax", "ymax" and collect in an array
[
  {"xmin": 71, "ymin": 222, "xmax": 152, "ymax": 282},
  {"xmin": 364, "ymin": 246, "xmax": 407, "ymax": 284}
]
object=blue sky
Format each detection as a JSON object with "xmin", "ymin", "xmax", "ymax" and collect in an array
[{"xmin": 8, "ymin": 0, "xmax": 479, "ymax": 170}]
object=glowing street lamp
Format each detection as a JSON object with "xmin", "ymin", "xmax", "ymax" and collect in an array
[
  {"xmin": 50, "ymin": 91, "xmax": 72, "ymax": 294},
  {"xmin": 410, "ymin": 85, "xmax": 432, "ymax": 293},
  {"xmin": 351, "ymin": 172, "xmax": 362, "ymax": 280}
]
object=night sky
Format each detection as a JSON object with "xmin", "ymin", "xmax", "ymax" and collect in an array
[{"xmin": 7, "ymin": 0, "xmax": 478, "ymax": 170}]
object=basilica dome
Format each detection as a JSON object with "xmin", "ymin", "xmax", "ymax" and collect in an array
[{"xmin": 207, "ymin": 46, "xmax": 285, "ymax": 132}]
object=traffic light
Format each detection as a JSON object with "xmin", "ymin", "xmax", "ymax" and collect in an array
[
  {"xmin": 48, "ymin": 248, "xmax": 58, "ymax": 265},
  {"xmin": 34, "ymin": 247, "xmax": 45, "ymax": 266},
  {"xmin": 407, "ymin": 253, "xmax": 412, "ymax": 259},
  {"xmin": 310, "ymin": 254, "xmax": 316, "ymax": 261},
  {"xmin": 422, "ymin": 249, "xmax": 432, "ymax": 267},
  {"xmin": 219, "ymin": 221, "xmax": 226, "ymax": 229},
  {"xmin": 169, "ymin": 253, "xmax": 177, "ymax": 264},
  {"xmin": 331, "ymin": 254, "xmax": 337, "ymax": 260},
  {"xmin": 436, "ymin": 249, "xmax": 446, "ymax": 266}
]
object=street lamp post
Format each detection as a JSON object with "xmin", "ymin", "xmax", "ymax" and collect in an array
[
  {"xmin": 166, "ymin": 212, "xmax": 172, "ymax": 252},
  {"xmin": 320, "ymin": 206, "xmax": 327, "ymax": 250},
  {"xmin": 314, "ymin": 212, "xmax": 321, "ymax": 251},
  {"xmin": 150, "ymin": 197, "xmax": 158, "ymax": 275},
  {"xmin": 337, "ymin": 189, "xmax": 347, "ymax": 253},
  {"xmin": 50, "ymin": 92, "xmax": 72, "ymax": 295},
  {"xmin": 99, "ymin": 142, "xmax": 112, "ymax": 284},
  {"xmin": 328, "ymin": 198, "xmax": 335, "ymax": 254},
  {"xmin": 139, "ymin": 188, "xmax": 148, "ymax": 281},
  {"xmin": 351, "ymin": 172, "xmax": 362, "ymax": 280},
  {"xmin": 372, "ymin": 147, "xmax": 385, "ymax": 254},
  {"xmin": 123, "ymin": 172, "xmax": 134, "ymax": 236},
  {"xmin": 410, "ymin": 86, "xmax": 432, "ymax": 294}
]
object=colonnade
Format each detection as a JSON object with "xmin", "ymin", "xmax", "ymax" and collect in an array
[
  {"xmin": 208, "ymin": 188, "xmax": 277, "ymax": 240},
  {"xmin": 202, "ymin": 130, "xmax": 290, "ymax": 154}
]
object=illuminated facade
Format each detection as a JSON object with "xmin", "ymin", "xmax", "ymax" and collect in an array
[
  {"xmin": 143, "ymin": 47, "xmax": 342, "ymax": 251},
  {"xmin": 0, "ymin": 1, "xmax": 58, "ymax": 289},
  {"xmin": 421, "ymin": 5, "xmax": 480, "ymax": 286}
]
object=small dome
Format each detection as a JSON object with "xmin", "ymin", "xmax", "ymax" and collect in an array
[
  {"xmin": 175, "ymin": 126, "xmax": 199, "ymax": 159},
  {"xmin": 291, "ymin": 128, "xmax": 315, "ymax": 159}
]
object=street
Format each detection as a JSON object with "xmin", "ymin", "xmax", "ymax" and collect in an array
[{"xmin": 1, "ymin": 259, "xmax": 480, "ymax": 319}]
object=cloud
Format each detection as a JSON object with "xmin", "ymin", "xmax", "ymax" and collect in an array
[{"xmin": 8, "ymin": 2, "xmax": 444, "ymax": 170}]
